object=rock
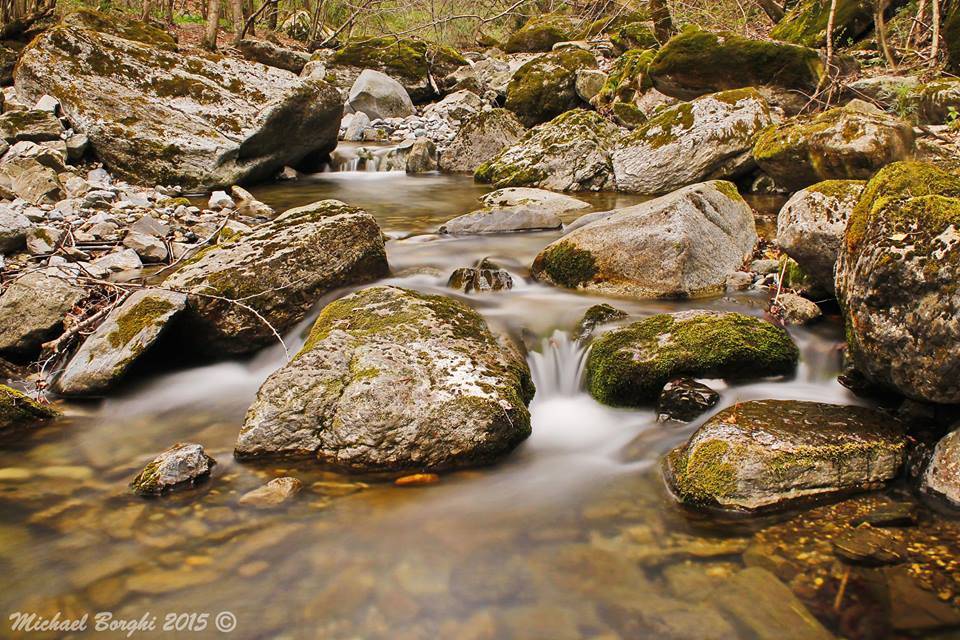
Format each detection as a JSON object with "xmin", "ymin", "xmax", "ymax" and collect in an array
[
  {"xmin": 844, "ymin": 75, "xmax": 920, "ymax": 112},
  {"xmin": 587, "ymin": 311, "xmax": 797, "ymax": 406},
  {"xmin": 609, "ymin": 22, "xmax": 659, "ymax": 52},
  {"xmin": 592, "ymin": 48, "xmax": 657, "ymax": 125},
  {"xmin": 163, "ymin": 200, "xmax": 387, "ymax": 356},
  {"xmin": 505, "ymin": 49, "xmax": 597, "ymax": 126},
  {"xmin": 771, "ymin": 0, "xmax": 878, "ymax": 47},
  {"xmin": 26, "ymin": 226, "xmax": 60, "ymax": 255},
  {"xmin": 447, "ymin": 266, "xmax": 513, "ymax": 293},
  {"xmin": 56, "ymin": 289, "xmax": 187, "ymax": 395},
  {"xmin": 0, "ymin": 270, "xmax": 86, "ymax": 360},
  {"xmin": 574, "ymin": 303, "xmax": 627, "ymax": 341},
  {"xmin": 208, "ymin": 190, "xmax": 235, "ymax": 211},
  {"xmin": 93, "ymin": 248, "xmax": 142, "ymax": 273},
  {"xmin": 850, "ymin": 502, "xmax": 918, "ymax": 527},
  {"xmin": 236, "ymin": 286, "xmax": 535, "ymax": 471},
  {"xmin": 343, "ymin": 111, "xmax": 369, "ymax": 142},
  {"xmin": 0, "ymin": 206, "xmax": 31, "ymax": 252},
  {"xmin": 300, "ymin": 60, "xmax": 326, "ymax": 81},
  {"xmin": 15, "ymin": 9, "xmax": 343, "ymax": 190},
  {"xmin": 531, "ymin": 181, "xmax": 756, "ymax": 297},
  {"xmin": 832, "ymin": 526, "xmax": 907, "ymax": 565},
  {"xmin": 776, "ymin": 179, "xmax": 864, "ymax": 294},
  {"xmin": 439, "ymin": 187, "xmax": 587, "ymax": 234},
  {"xmin": 612, "ymin": 88, "xmax": 772, "ymax": 194},
  {"xmin": 0, "ymin": 109, "xmax": 63, "ymax": 144},
  {"xmin": 475, "ymin": 109, "xmax": 620, "ymax": 191},
  {"xmin": 0, "ymin": 384, "xmax": 58, "ymax": 440},
  {"xmin": 238, "ymin": 477, "xmax": 302, "ymax": 507},
  {"xmin": 237, "ymin": 39, "xmax": 309, "ymax": 74},
  {"xmin": 726, "ymin": 271, "xmax": 753, "ymax": 291},
  {"xmin": 601, "ymin": 595, "xmax": 738, "ymax": 640},
  {"xmin": 885, "ymin": 565, "xmax": 960, "ymax": 633},
  {"xmin": 664, "ymin": 400, "xmax": 906, "ymax": 510},
  {"xmin": 130, "ymin": 443, "xmax": 215, "ymax": 496},
  {"xmin": 0, "ymin": 156, "xmax": 63, "ymax": 204},
  {"xmin": 753, "ymin": 100, "xmax": 914, "ymax": 192},
  {"xmin": 394, "ymin": 473, "xmax": 440, "ymax": 486},
  {"xmin": 922, "ymin": 427, "xmax": 960, "ymax": 508},
  {"xmin": 911, "ymin": 78, "xmax": 960, "ymax": 125},
  {"xmin": 657, "ymin": 378, "xmax": 720, "ymax": 422},
  {"xmin": 835, "ymin": 162, "xmax": 960, "ymax": 403},
  {"xmin": 439, "ymin": 108, "xmax": 526, "ymax": 173},
  {"xmin": 65, "ymin": 133, "xmax": 89, "ymax": 161},
  {"xmin": 404, "ymin": 138, "xmax": 437, "ymax": 174},
  {"xmin": 230, "ymin": 185, "xmax": 274, "ymax": 218},
  {"xmin": 123, "ymin": 231, "xmax": 168, "ymax": 262},
  {"xmin": 774, "ymin": 292, "xmax": 822, "ymax": 325},
  {"xmin": 575, "ymin": 68, "xmax": 607, "ymax": 102},
  {"xmin": 504, "ymin": 14, "xmax": 577, "ymax": 53},
  {"xmin": 346, "ymin": 69, "xmax": 415, "ymax": 120},
  {"xmin": 422, "ymin": 89, "xmax": 484, "ymax": 123}
]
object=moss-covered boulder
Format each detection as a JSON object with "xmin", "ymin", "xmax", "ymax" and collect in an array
[
  {"xmin": 836, "ymin": 162, "xmax": 960, "ymax": 403},
  {"xmin": 664, "ymin": 400, "xmax": 906, "ymax": 511},
  {"xmin": 163, "ymin": 200, "xmax": 387, "ymax": 357},
  {"xmin": 505, "ymin": 48, "xmax": 598, "ymax": 127},
  {"xmin": 504, "ymin": 14, "xmax": 578, "ymax": 53},
  {"xmin": 586, "ymin": 312, "xmax": 797, "ymax": 406},
  {"xmin": 610, "ymin": 22, "xmax": 659, "ymax": 52},
  {"xmin": 532, "ymin": 181, "xmax": 757, "ymax": 297},
  {"xmin": 770, "ymin": 0, "xmax": 878, "ymax": 48},
  {"xmin": 753, "ymin": 100, "xmax": 914, "ymax": 192},
  {"xmin": 648, "ymin": 27, "xmax": 828, "ymax": 114},
  {"xmin": 475, "ymin": 109, "xmax": 620, "ymax": 191},
  {"xmin": 592, "ymin": 48, "xmax": 656, "ymax": 123},
  {"xmin": 612, "ymin": 88, "xmax": 772, "ymax": 194},
  {"xmin": 776, "ymin": 179, "xmax": 865, "ymax": 294},
  {"xmin": 911, "ymin": 79, "xmax": 960, "ymax": 125},
  {"xmin": 0, "ymin": 384, "xmax": 58, "ymax": 440},
  {"xmin": 0, "ymin": 269, "xmax": 86, "ymax": 362},
  {"xmin": 130, "ymin": 442, "xmax": 215, "ymax": 496},
  {"xmin": 439, "ymin": 108, "xmax": 526, "ymax": 174},
  {"xmin": 236, "ymin": 286, "xmax": 535, "ymax": 471},
  {"xmin": 56, "ymin": 289, "xmax": 187, "ymax": 395},
  {"xmin": 14, "ymin": 9, "xmax": 343, "ymax": 190}
]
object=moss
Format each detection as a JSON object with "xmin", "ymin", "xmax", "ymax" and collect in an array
[
  {"xmin": 670, "ymin": 439, "xmax": 738, "ymax": 503},
  {"xmin": 806, "ymin": 178, "xmax": 866, "ymax": 199},
  {"xmin": 0, "ymin": 384, "xmax": 58, "ymax": 435},
  {"xmin": 538, "ymin": 241, "xmax": 598, "ymax": 288},
  {"xmin": 610, "ymin": 22, "xmax": 659, "ymax": 52},
  {"xmin": 505, "ymin": 48, "xmax": 597, "ymax": 126},
  {"xmin": 593, "ymin": 48, "xmax": 655, "ymax": 114},
  {"xmin": 770, "ymin": 0, "xmax": 875, "ymax": 47},
  {"xmin": 504, "ymin": 14, "xmax": 577, "ymax": 53},
  {"xmin": 107, "ymin": 297, "xmax": 176, "ymax": 349},
  {"xmin": 626, "ymin": 101, "xmax": 694, "ymax": 149},
  {"xmin": 582, "ymin": 11, "xmax": 650, "ymax": 38},
  {"xmin": 712, "ymin": 180, "xmax": 744, "ymax": 202},
  {"xmin": 331, "ymin": 36, "xmax": 465, "ymax": 83},
  {"xmin": 611, "ymin": 102, "xmax": 647, "ymax": 128},
  {"xmin": 586, "ymin": 312, "xmax": 799, "ymax": 406},
  {"xmin": 66, "ymin": 7, "xmax": 178, "ymax": 51}
]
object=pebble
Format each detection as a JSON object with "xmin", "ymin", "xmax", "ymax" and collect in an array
[{"xmin": 394, "ymin": 473, "xmax": 440, "ymax": 486}]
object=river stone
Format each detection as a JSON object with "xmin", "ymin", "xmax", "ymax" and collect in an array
[
  {"xmin": 238, "ymin": 476, "xmax": 303, "ymax": 508},
  {"xmin": 531, "ymin": 181, "xmax": 756, "ymax": 297},
  {"xmin": 776, "ymin": 180, "xmax": 865, "ymax": 294},
  {"xmin": 0, "ymin": 156, "xmax": 64, "ymax": 204},
  {"xmin": 835, "ymin": 162, "xmax": 960, "ymax": 403},
  {"xmin": 753, "ymin": 100, "xmax": 914, "ymax": 192},
  {"xmin": 612, "ymin": 88, "xmax": 772, "ymax": 194},
  {"xmin": 0, "ymin": 206, "xmax": 31, "ymax": 252},
  {"xmin": 574, "ymin": 303, "xmax": 628, "ymax": 341},
  {"xmin": 657, "ymin": 378, "xmax": 720, "ymax": 422},
  {"xmin": 586, "ymin": 311, "xmax": 798, "ymax": 406},
  {"xmin": 475, "ymin": 109, "xmax": 620, "ymax": 192},
  {"xmin": 346, "ymin": 69, "xmax": 415, "ymax": 121},
  {"xmin": 439, "ymin": 108, "xmax": 526, "ymax": 173},
  {"xmin": 0, "ymin": 384, "xmax": 58, "ymax": 440},
  {"xmin": 0, "ymin": 269, "xmax": 86, "ymax": 361},
  {"xmin": 56, "ymin": 289, "xmax": 187, "ymax": 396},
  {"xmin": 404, "ymin": 138, "xmax": 437, "ymax": 174},
  {"xmin": 123, "ymin": 231, "xmax": 167, "ymax": 262},
  {"xmin": 164, "ymin": 199, "xmax": 387, "ymax": 357},
  {"xmin": 421, "ymin": 89, "xmax": 484, "ymax": 123},
  {"xmin": 237, "ymin": 38, "xmax": 309, "ymax": 74},
  {"xmin": 447, "ymin": 267, "xmax": 513, "ymax": 293},
  {"xmin": 440, "ymin": 187, "xmax": 587, "ymax": 234},
  {"xmin": 831, "ymin": 526, "xmax": 907, "ymax": 565},
  {"xmin": 236, "ymin": 286, "xmax": 535, "ymax": 471},
  {"xmin": 921, "ymin": 427, "xmax": 960, "ymax": 508},
  {"xmin": 130, "ymin": 442, "xmax": 216, "ymax": 496},
  {"xmin": 15, "ymin": 9, "xmax": 343, "ymax": 190},
  {"xmin": 664, "ymin": 400, "xmax": 906, "ymax": 510},
  {"xmin": 774, "ymin": 292, "xmax": 822, "ymax": 325},
  {"xmin": 505, "ymin": 49, "xmax": 597, "ymax": 127}
]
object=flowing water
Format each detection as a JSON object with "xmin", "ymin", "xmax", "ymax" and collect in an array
[{"xmin": 1, "ymin": 170, "xmax": 954, "ymax": 639}]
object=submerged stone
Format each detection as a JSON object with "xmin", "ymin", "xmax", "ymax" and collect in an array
[
  {"xmin": 130, "ymin": 442, "xmax": 215, "ymax": 496},
  {"xmin": 657, "ymin": 377, "xmax": 720, "ymax": 422},
  {"xmin": 238, "ymin": 476, "xmax": 302, "ymax": 507}
]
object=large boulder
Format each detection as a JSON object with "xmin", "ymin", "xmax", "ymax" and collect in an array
[
  {"xmin": 439, "ymin": 187, "xmax": 588, "ymax": 234},
  {"xmin": 346, "ymin": 69, "xmax": 415, "ymax": 121},
  {"xmin": 504, "ymin": 14, "xmax": 577, "ymax": 53},
  {"xmin": 475, "ymin": 109, "xmax": 620, "ymax": 191},
  {"xmin": 56, "ymin": 289, "xmax": 187, "ymax": 395},
  {"xmin": 836, "ymin": 162, "xmax": 960, "ymax": 403},
  {"xmin": 753, "ymin": 100, "xmax": 914, "ymax": 192},
  {"xmin": 664, "ymin": 400, "xmax": 906, "ymax": 510},
  {"xmin": 0, "ymin": 269, "xmax": 86, "ymax": 361},
  {"xmin": 421, "ymin": 89, "xmax": 484, "ymax": 123},
  {"xmin": 776, "ymin": 180, "xmax": 865, "ymax": 294},
  {"xmin": 439, "ymin": 108, "xmax": 526, "ymax": 173},
  {"xmin": 236, "ymin": 38, "xmax": 309, "ymax": 74},
  {"xmin": 236, "ymin": 286, "xmax": 535, "ymax": 471},
  {"xmin": 586, "ymin": 311, "xmax": 798, "ymax": 406},
  {"xmin": 592, "ymin": 48, "xmax": 656, "ymax": 126},
  {"xmin": 922, "ymin": 427, "xmax": 960, "ymax": 508},
  {"xmin": 163, "ymin": 200, "xmax": 388, "ymax": 357},
  {"xmin": 15, "ymin": 9, "xmax": 343, "ymax": 190},
  {"xmin": 531, "ymin": 181, "xmax": 757, "ymax": 297},
  {"xmin": 0, "ymin": 384, "xmax": 58, "ymax": 440},
  {"xmin": 612, "ymin": 88, "xmax": 772, "ymax": 194},
  {"xmin": 770, "ymin": 0, "xmax": 879, "ymax": 47},
  {"xmin": 505, "ymin": 49, "xmax": 597, "ymax": 127}
]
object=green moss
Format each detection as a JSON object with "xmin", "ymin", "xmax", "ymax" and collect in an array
[
  {"xmin": 593, "ymin": 48, "xmax": 655, "ymax": 115},
  {"xmin": 611, "ymin": 102, "xmax": 647, "ymax": 128},
  {"xmin": 770, "ymin": 0, "xmax": 874, "ymax": 47},
  {"xmin": 0, "ymin": 384, "xmax": 58, "ymax": 435},
  {"xmin": 538, "ymin": 241, "xmax": 598, "ymax": 288},
  {"xmin": 66, "ymin": 7, "xmax": 178, "ymax": 50},
  {"xmin": 582, "ymin": 11, "xmax": 650, "ymax": 38},
  {"xmin": 712, "ymin": 180, "xmax": 743, "ymax": 202},
  {"xmin": 107, "ymin": 297, "xmax": 176, "ymax": 349},
  {"xmin": 806, "ymin": 179, "xmax": 866, "ymax": 199},
  {"xmin": 331, "ymin": 36, "xmax": 465, "ymax": 83},
  {"xmin": 610, "ymin": 22, "xmax": 659, "ymax": 52},
  {"xmin": 505, "ymin": 48, "xmax": 597, "ymax": 126},
  {"xmin": 669, "ymin": 439, "xmax": 738, "ymax": 503},
  {"xmin": 504, "ymin": 14, "xmax": 576, "ymax": 53}
]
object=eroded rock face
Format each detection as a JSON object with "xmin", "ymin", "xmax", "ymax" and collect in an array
[
  {"xmin": 0, "ymin": 269, "xmax": 86, "ymax": 361},
  {"xmin": 236, "ymin": 286, "xmax": 535, "ymax": 472},
  {"xmin": 15, "ymin": 9, "xmax": 343, "ymax": 190},
  {"xmin": 439, "ymin": 109, "xmax": 526, "ymax": 174},
  {"xmin": 0, "ymin": 384, "xmax": 58, "ymax": 440},
  {"xmin": 664, "ymin": 400, "xmax": 906, "ymax": 510},
  {"xmin": 612, "ymin": 88, "xmax": 772, "ymax": 194},
  {"xmin": 836, "ymin": 162, "xmax": 960, "ymax": 403},
  {"xmin": 130, "ymin": 442, "xmax": 216, "ymax": 496},
  {"xmin": 532, "ymin": 181, "xmax": 756, "ymax": 297},
  {"xmin": 505, "ymin": 49, "xmax": 597, "ymax": 127},
  {"xmin": 439, "ymin": 187, "xmax": 588, "ymax": 234},
  {"xmin": 163, "ymin": 200, "xmax": 387, "ymax": 357},
  {"xmin": 923, "ymin": 428, "xmax": 960, "ymax": 508}
]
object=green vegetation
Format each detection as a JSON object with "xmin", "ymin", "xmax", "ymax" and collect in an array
[
  {"xmin": 107, "ymin": 297, "xmax": 176, "ymax": 348},
  {"xmin": 505, "ymin": 48, "xmax": 597, "ymax": 127},
  {"xmin": 0, "ymin": 384, "xmax": 58, "ymax": 436},
  {"xmin": 770, "ymin": 0, "xmax": 874, "ymax": 47},
  {"xmin": 536, "ymin": 241, "xmax": 598, "ymax": 288}
]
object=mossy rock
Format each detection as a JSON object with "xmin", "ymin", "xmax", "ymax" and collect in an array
[
  {"xmin": 770, "ymin": 0, "xmax": 878, "ymax": 48},
  {"xmin": 0, "ymin": 384, "xmax": 58, "ymax": 439},
  {"xmin": 910, "ymin": 79, "xmax": 960, "ymax": 125},
  {"xmin": 586, "ymin": 311, "xmax": 798, "ymax": 406},
  {"xmin": 593, "ymin": 48, "xmax": 656, "ymax": 115},
  {"xmin": 505, "ymin": 48, "xmax": 598, "ymax": 127},
  {"xmin": 64, "ymin": 7, "xmax": 177, "ymax": 51},
  {"xmin": 610, "ymin": 22, "xmax": 659, "ymax": 52},
  {"xmin": 504, "ymin": 14, "xmax": 578, "ymax": 53},
  {"xmin": 331, "ymin": 36, "xmax": 466, "ymax": 87},
  {"xmin": 582, "ymin": 11, "xmax": 650, "ymax": 38}
]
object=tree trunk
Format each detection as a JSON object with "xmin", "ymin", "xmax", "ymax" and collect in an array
[
  {"xmin": 140, "ymin": 0, "xmax": 151, "ymax": 21},
  {"xmin": 931, "ymin": 0, "xmax": 941, "ymax": 65},
  {"xmin": 164, "ymin": 0, "xmax": 173, "ymax": 24},
  {"xmin": 203, "ymin": 0, "xmax": 221, "ymax": 50},
  {"xmin": 875, "ymin": 0, "xmax": 897, "ymax": 69},
  {"xmin": 649, "ymin": 0, "xmax": 675, "ymax": 43},
  {"xmin": 756, "ymin": 0, "xmax": 785, "ymax": 22},
  {"xmin": 229, "ymin": 0, "xmax": 244, "ymax": 44}
]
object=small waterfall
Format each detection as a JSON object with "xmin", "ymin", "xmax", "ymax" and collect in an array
[
  {"xmin": 326, "ymin": 144, "xmax": 405, "ymax": 172},
  {"xmin": 528, "ymin": 330, "xmax": 589, "ymax": 399}
]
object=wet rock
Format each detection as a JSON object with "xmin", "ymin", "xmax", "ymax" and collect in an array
[
  {"xmin": 237, "ymin": 38, "xmax": 309, "ymax": 74},
  {"xmin": 439, "ymin": 108, "xmax": 526, "ymax": 174},
  {"xmin": 238, "ymin": 476, "xmax": 302, "ymax": 507},
  {"xmin": 347, "ymin": 69, "xmax": 415, "ymax": 121},
  {"xmin": 601, "ymin": 595, "xmax": 737, "ymax": 640},
  {"xmin": 754, "ymin": 100, "xmax": 914, "ymax": 192},
  {"xmin": 440, "ymin": 187, "xmax": 587, "ymax": 234},
  {"xmin": 0, "ymin": 205, "xmax": 31, "ymax": 252},
  {"xmin": 613, "ymin": 88, "xmax": 772, "ymax": 194},
  {"xmin": 56, "ymin": 289, "xmax": 187, "ymax": 395},
  {"xmin": 832, "ymin": 526, "xmax": 907, "ymax": 565},
  {"xmin": 922, "ymin": 427, "xmax": 960, "ymax": 508},
  {"xmin": 505, "ymin": 49, "xmax": 597, "ymax": 127},
  {"xmin": 15, "ymin": 9, "xmax": 342, "ymax": 190},
  {"xmin": 657, "ymin": 378, "xmax": 720, "ymax": 422},
  {"xmin": 776, "ymin": 179, "xmax": 865, "ymax": 294},
  {"xmin": 573, "ymin": 303, "xmax": 627, "ymax": 341},
  {"xmin": 532, "ymin": 181, "xmax": 757, "ymax": 297},
  {"xmin": 587, "ymin": 311, "xmax": 797, "ymax": 406},
  {"xmin": 850, "ymin": 502, "xmax": 918, "ymax": 527},
  {"xmin": 236, "ymin": 285, "xmax": 535, "ymax": 471},
  {"xmin": 130, "ymin": 442, "xmax": 215, "ymax": 496},
  {"xmin": 342, "ymin": 111, "xmax": 369, "ymax": 142},
  {"xmin": 447, "ymin": 266, "xmax": 513, "ymax": 293},
  {"xmin": 404, "ymin": 138, "xmax": 437, "ymax": 174},
  {"xmin": 885, "ymin": 565, "xmax": 960, "ymax": 632},
  {"xmin": 774, "ymin": 292, "xmax": 822, "ymax": 325},
  {"xmin": 0, "ymin": 109, "xmax": 63, "ymax": 144},
  {"xmin": 835, "ymin": 162, "xmax": 960, "ymax": 403},
  {"xmin": 0, "ymin": 384, "xmax": 58, "ymax": 439},
  {"xmin": 0, "ymin": 269, "xmax": 86, "ymax": 361},
  {"xmin": 163, "ymin": 200, "xmax": 387, "ymax": 357},
  {"xmin": 664, "ymin": 400, "xmax": 906, "ymax": 510}
]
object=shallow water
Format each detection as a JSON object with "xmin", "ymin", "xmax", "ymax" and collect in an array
[{"xmin": 1, "ymin": 171, "xmax": 955, "ymax": 639}]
